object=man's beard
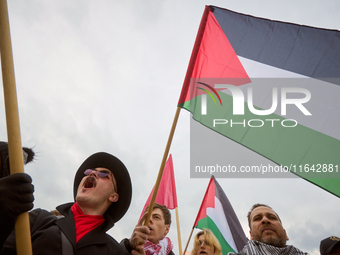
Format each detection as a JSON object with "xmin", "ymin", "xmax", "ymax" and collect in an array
[{"xmin": 260, "ymin": 235, "xmax": 286, "ymax": 248}]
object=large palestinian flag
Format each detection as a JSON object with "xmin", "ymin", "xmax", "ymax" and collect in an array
[
  {"xmin": 178, "ymin": 6, "xmax": 340, "ymax": 197},
  {"xmin": 194, "ymin": 176, "xmax": 247, "ymax": 254}
]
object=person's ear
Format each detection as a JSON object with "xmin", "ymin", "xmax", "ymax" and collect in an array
[
  {"xmin": 164, "ymin": 224, "xmax": 170, "ymax": 236},
  {"xmin": 249, "ymin": 230, "xmax": 254, "ymax": 240},
  {"xmin": 284, "ymin": 229, "xmax": 289, "ymax": 241},
  {"xmin": 109, "ymin": 193, "xmax": 119, "ymax": 203}
]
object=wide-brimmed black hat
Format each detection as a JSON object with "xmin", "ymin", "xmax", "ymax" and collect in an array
[
  {"xmin": 320, "ymin": 236, "xmax": 340, "ymax": 255},
  {"xmin": 73, "ymin": 152, "xmax": 132, "ymax": 223}
]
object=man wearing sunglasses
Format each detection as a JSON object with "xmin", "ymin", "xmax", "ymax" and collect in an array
[{"xmin": 0, "ymin": 152, "xmax": 132, "ymax": 255}]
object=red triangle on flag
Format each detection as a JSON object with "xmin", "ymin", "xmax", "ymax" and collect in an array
[
  {"xmin": 178, "ymin": 7, "xmax": 250, "ymax": 106},
  {"xmin": 193, "ymin": 176, "xmax": 215, "ymax": 226}
]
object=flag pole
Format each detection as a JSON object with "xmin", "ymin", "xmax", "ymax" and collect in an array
[
  {"xmin": 0, "ymin": 1, "xmax": 33, "ymax": 255},
  {"xmin": 183, "ymin": 176, "xmax": 214, "ymax": 254},
  {"xmin": 144, "ymin": 6, "xmax": 211, "ymax": 227},
  {"xmin": 144, "ymin": 106, "xmax": 181, "ymax": 226},
  {"xmin": 175, "ymin": 207, "xmax": 183, "ymax": 255},
  {"xmin": 183, "ymin": 227, "xmax": 194, "ymax": 255}
]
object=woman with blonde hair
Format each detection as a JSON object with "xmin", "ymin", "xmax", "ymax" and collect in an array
[{"xmin": 191, "ymin": 229, "xmax": 222, "ymax": 255}]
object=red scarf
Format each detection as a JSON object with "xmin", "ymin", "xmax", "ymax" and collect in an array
[{"xmin": 71, "ymin": 203, "xmax": 105, "ymax": 242}]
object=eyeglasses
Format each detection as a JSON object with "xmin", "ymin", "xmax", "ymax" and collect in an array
[
  {"xmin": 198, "ymin": 240, "xmax": 211, "ymax": 247},
  {"xmin": 84, "ymin": 169, "xmax": 117, "ymax": 192},
  {"xmin": 84, "ymin": 169, "xmax": 111, "ymax": 177}
]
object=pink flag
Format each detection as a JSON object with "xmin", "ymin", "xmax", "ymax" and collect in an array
[{"xmin": 141, "ymin": 154, "xmax": 178, "ymax": 217}]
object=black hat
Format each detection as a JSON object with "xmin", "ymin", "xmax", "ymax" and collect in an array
[
  {"xmin": 73, "ymin": 152, "xmax": 132, "ymax": 223},
  {"xmin": 320, "ymin": 236, "xmax": 340, "ymax": 255}
]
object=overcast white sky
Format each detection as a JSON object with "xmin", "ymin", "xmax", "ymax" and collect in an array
[{"xmin": 1, "ymin": 1, "xmax": 340, "ymax": 254}]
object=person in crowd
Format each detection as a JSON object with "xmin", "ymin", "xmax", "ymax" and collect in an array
[
  {"xmin": 320, "ymin": 236, "xmax": 340, "ymax": 255},
  {"xmin": 0, "ymin": 152, "xmax": 132, "ymax": 255},
  {"xmin": 191, "ymin": 229, "xmax": 222, "ymax": 255},
  {"xmin": 229, "ymin": 203, "xmax": 308, "ymax": 255},
  {"xmin": 123, "ymin": 203, "xmax": 174, "ymax": 255}
]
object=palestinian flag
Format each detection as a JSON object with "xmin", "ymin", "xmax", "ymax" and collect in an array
[
  {"xmin": 194, "ymin": 176, "xmax": 247, "ymax": 254},
  {"xmin": 178, "ymin": 6, "xmax": 340, "ymax": 197}
]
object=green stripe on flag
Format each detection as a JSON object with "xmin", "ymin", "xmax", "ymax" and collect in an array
[
  {"xmin": 196, "ymin": 216, "xmax": 236, "ymax": 254},
  {"xmin": 185, "ymin": 91, "xmax": 340, "ymax": 196}
]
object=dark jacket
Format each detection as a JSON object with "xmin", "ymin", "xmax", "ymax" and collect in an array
[{"xmin": 1, "ymin": 203, "xmax": 128, "ymax": 255}]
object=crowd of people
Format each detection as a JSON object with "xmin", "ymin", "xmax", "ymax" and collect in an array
[{"xmin": 0, "ymin": 149, "xmax": 338, "ymax": 255}]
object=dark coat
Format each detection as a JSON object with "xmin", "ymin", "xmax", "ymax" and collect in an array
[{"xmin": 2, "ymin": 203, "xmax": 128, "ymax": 255}]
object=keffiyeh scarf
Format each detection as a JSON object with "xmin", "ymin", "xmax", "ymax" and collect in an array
[
  {"xmin": 237, "ymin": 240, "xmax": 308, "ymax": 255},
  {"xmin": 143, "ymin": 237, "xmax": 173, "ymax": 255}
]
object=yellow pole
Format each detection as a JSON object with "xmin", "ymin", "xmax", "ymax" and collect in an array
[
  {"xmin": 175, "ymin": 207, "xmax": 183, "ymax": 255},
  {"xmin": 144, "ymin": 106, "xmax": 181, "ymax": 226},
  {"xmin": 0, "ymin": 1, "xmax": 33, "ymax": 255}
]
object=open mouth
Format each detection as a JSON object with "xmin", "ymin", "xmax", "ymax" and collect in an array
[
  {"xmin": 199, "ymin": 251, "xmax": 207, "ymax": 254},
  {"xmin": 84, "ymin": 176, "xmax": 96, "ymax": 188}
]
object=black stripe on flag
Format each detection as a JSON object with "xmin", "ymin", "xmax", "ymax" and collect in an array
[{"xmin": 210, "ymin": 5, "xmax": 340, "ymax": 83}]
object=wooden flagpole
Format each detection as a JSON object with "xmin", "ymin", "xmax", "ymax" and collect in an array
[
  {"xmin": 0, "ymin": 1, "xmax": 33, "ymax": 255},
  {"xmin": 144, "ymin": 106, "xmax": 181, "ymax": 226},
  {"xmin": 183, "ymin": 228, "xmax": 194, "ymax": 255},
  {"xmin": 143, "ymin": 7, "xmax": 211, "ymax": 254},
  {"xmin": 175, "ymin": 207, "xmax": 183, "ymax": 255}
]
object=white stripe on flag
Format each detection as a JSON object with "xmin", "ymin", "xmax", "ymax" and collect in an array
[
  {"xmin": 206, "ymin": 196, "xmax": 238, "ymax": 252},
  {"xmin": 239, "ymin": 56, "xmax": 305, "ymax": 78},
  {"xmin": 216, "ymin": 56, "xmax": 340, "ymax": 140}
]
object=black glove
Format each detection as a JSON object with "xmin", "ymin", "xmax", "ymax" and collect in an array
[
  {"xmin": 0, "ymin": 173, "xmax": 34, "ymax": 247},
  {"xmin": 0, "ymin": 173, "xmax": 34, "ymax": 223}
]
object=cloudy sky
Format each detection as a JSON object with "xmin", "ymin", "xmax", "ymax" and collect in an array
[{"xmin": 1, "ymin": 1, "xmax": 340, "ymax": 254}]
